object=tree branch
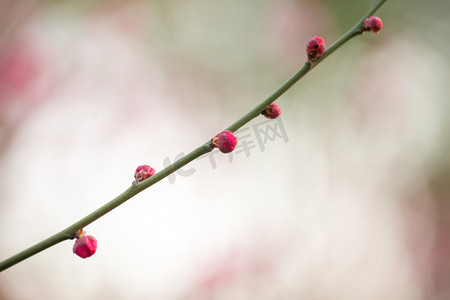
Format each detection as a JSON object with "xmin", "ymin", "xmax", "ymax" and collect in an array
[{"xmin": 0, "ymin": 0, "xmax": 389, "ymax": 272}]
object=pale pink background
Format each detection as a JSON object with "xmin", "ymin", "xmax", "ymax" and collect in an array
[{"xmin": 0, "ymin": 1, "xmax": 449, "ymax": 299}]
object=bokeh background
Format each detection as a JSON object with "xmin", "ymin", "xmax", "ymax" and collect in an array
[{"xmin": 0, "ymin": 0, "xmax": 449, "ymax": 299}]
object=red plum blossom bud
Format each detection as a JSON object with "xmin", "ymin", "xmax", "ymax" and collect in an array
[
  {"xmin": 134, "ymin": 165, "xmax": 156, "ymax": 183},
  {"xmin": 306, "ymin": 36, "xmax": 325, "ymax": 62},
  {"xmin": 73, "ymin": 232, "xmax": 97, "ymax": 259},
  {"xmin": 363, "ymin": 16, "xmax": 383, "ymax": 33},
  {"xmin": 261, "ymin": 103, "xmax": 282, "ymax": 119},
  {"xmin": 211, "ymin": 130, "xmax": 237, "ymax": 153}
]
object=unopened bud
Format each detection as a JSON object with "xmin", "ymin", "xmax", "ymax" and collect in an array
[
  {"xmin": 134, "ymin": 165, "xmax": 156, "ymax": 183},
  {"xmin": 363, "ymin": 16, "xmax": 383, "ymax": 33},
  {"xmin": 211, "ymin": 130, "xmax": 237, "ymax": 153},
  {"xmin": 306, "ymin": 36, "xmax": 325, "ymax": 62},
  {"xmin": 261, "ymin": 103, "xmax": 282, "ymax": 119},
  {"xmin": 73, "ymin": 231, "xmax": 97, "ymax": 259}
]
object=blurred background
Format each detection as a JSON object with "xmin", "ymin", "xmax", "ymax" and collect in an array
[{"xmin": 0, "ymin": 0, "xmax": 449, "ymax": 299}]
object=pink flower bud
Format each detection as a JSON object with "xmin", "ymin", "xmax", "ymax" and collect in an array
[
  {"xmin": 261, "ymin": 103, "xmax": 282, "ymax": 119},
  {"xmin": 134, "ymin": 165, "xmax": 156, "ymax": 183},
  {"xmin": 211, "ymin": 130, "xmax": 237, "ymax": 153},
  {"xmin": 306, "ymin": 36, "xmax": 325, "ymax": 62},
  {"xmin": 73, "ymin": 233, "xmax": 97, "ymax": 259},
  {"xmin": 363, "ymin": 16, "xmax": 383, "ymax": 33}
]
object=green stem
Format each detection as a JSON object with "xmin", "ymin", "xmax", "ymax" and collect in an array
[
  {"xmin": 226, "ymin": 62, "xmax": 311, "ymax": 132},
  {"xmin": 313, "ymin": 0, "xmax": 388, "ymax": 67},
  {"xmin": 0, "ymin": 144, "xmax": 211, "ymax": 272},
  {"xmin": 0, "ymin": 0, "xmax": 388, "ymax": 272}
]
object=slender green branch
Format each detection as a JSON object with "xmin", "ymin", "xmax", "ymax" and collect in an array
[
  {"xmin": 0, "ymin": 144, "xmax": 211, "ymax": 272},
  {"xmin": 0, "ymin": 0, "xmax": 388, "ymax": 272},
  {"xmin": 227, "ymin": 62, "xmax": 311, "ymax": 132},
  {"xmin": 226, "ymin": 0, "xmax": 388, "ymax": 131},
  {"xmin": 313, "ymin": 0, "xmax": 388, "ymax": 67}
]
